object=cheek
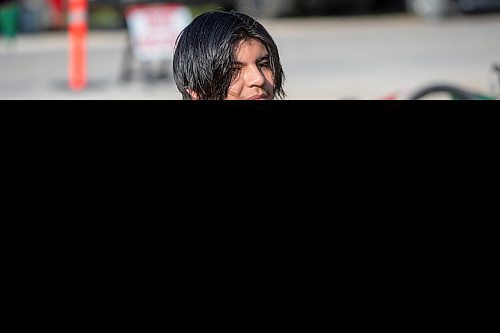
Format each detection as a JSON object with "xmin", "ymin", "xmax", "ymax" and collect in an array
[
  {"xmin": 227, "ymin": 77, "xmax": 245, "ymax": 99},
  {"xmin": 265, "ymin": 71, "xmax": 275, "ymax": 86}
]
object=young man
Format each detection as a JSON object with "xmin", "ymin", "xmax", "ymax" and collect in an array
[{"xmin": 173, "ymin": 10, "xmax": 286, "ymax": 100}]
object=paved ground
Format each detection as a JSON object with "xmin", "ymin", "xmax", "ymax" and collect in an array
[{"xmin": 1, "ymin": 12, "xmax": 499, "ymax": 100}]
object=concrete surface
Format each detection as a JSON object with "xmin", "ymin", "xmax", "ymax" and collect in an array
[{"xmin": 1, "ymin": 12, "xmax": 499, "ymax": 100}]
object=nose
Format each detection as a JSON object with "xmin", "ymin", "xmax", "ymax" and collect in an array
[{"xmin": 245, "ymin": 65, "xmax": 266, "ymax": 87}]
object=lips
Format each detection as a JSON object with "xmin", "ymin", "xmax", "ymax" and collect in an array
[{"xmin": 247, "ymin": 94, "xmax": 270, "ymax": 100}]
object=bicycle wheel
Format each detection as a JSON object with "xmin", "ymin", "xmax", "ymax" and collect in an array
[{"xmin": 407, "ymin": 84, "xmax": 494, "ymax": 100}]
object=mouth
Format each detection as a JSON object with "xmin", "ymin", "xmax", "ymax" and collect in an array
[{"xmin": 247, "ymin": 94, "xmax": 270, "ymax": 100}]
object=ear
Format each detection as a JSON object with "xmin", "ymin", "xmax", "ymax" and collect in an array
[{"xmin": 186, "ymin": 89, "xmax": 200, "ymax": 100}]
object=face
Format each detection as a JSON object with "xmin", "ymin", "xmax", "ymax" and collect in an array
[{"xmin": 225, "ymin": 38, "xmax": 275, "ymax": 100}]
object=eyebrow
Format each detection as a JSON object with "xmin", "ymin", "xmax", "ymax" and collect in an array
[{"xmin": 234, "ymin": 55, "xmax": 270, "ymax": 66}]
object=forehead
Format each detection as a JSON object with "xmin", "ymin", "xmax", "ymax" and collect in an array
[{"xmin": 234, "ymin": 38, "xmax": 269, "ymax": 59}]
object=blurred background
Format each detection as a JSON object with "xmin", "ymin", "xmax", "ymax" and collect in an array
[{"xmin": 1, "ymin": 0, "xmax": 499, "ymax": 99}]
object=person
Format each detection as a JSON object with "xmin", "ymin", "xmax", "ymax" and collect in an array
[
  {"xmin": 47, "ymin": 0, "xmax": 65, "ymax": 30},
  {"xmin": 18, "ymin": 0, "xmax": 45, "ymax": 33},
  {"xmin": 173, "ymin": 9, "xmax": 286, "ymax": 100}
]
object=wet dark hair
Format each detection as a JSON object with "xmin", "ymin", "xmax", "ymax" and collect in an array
[{"xmin": 173, "ymin": 10, "xmax": 286, "ymax": 100}]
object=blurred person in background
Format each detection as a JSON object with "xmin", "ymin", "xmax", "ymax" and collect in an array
[
  {"xmin": 0, "ymin": 0, "xmax": 19, "ymax": 44},
  {"xmin": 19, "ymin": 0, "xmax": 65, "ymax": 32},
  {"xmin": 173, "ymin": 9, "xmax": 286, "ymax": 100},
  {"xmin": 47, "ymin": 0, "xmax": 64, "ymax": 30},
  {"xmin": 19, "ymin": 0, "xmax": 49, "ymax": 32}
]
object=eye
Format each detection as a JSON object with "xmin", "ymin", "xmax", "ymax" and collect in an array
[
  {"xmin": 259, "ymin": 61, "xmax": 271, "ymax": 68},
  {"xmin": 231, "ymin": 66, "xmax": 243, "ymax": 79}
]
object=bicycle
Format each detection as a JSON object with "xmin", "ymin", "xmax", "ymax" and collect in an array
[{"xmin": 383, "ymin": 63, "xmax": 500, "ymax": 100}]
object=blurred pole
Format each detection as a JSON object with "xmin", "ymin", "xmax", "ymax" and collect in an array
[{"xmin": 68, "ymin": 0, "xmax": 87, "ymax": 91}]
